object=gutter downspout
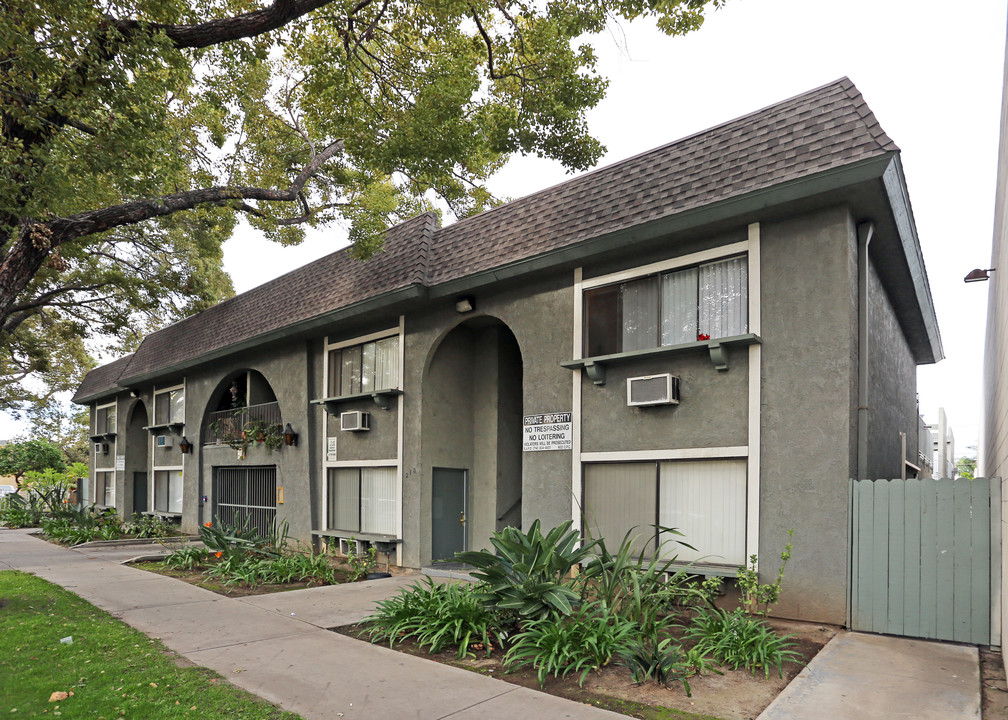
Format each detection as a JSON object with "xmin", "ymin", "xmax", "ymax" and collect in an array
[{"xmin": 857, "ymin": 222, "xmax": 875, "ymax": 480}]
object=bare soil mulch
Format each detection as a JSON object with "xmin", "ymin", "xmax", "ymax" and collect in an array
[{"xmin": 334, "ymin": 617, "xmax": 838, "ymax": 720}]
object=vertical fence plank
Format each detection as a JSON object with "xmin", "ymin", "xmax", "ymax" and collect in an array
[
  {"xmin": 871, "ymin": 481, "xmax": 890, "ymax": 633},
  {"xmin": 848, "ymin": 479, "xmax": 857, "ymax": 631},
  {"xmin": 887, "ymin": 479, "xmax": 905, "ymax": 636},
  {"xmin": 936, "ymin": 478, "xmax": 955, "ymax": 640},
  {"xmin": 991, "ymin": 478, "xmax": 1003, "ymax": 646},
  {"xmin": 902, "ymin": 480, "xmax": 922, "ymax": 638},
  {"xmin": 919, "ymin": 479, "xmax": 939, "ymax": 639},
  {"xmin": 970, "ymin": 478, "xmax": 991, "ymax": 645},
  {"xmin": 855, "ymin": 480, "xmax": 875, "ymax": 630},
  {"xmin": 952, "ymin": 479, "xmax": 973, "ymax": 643}
]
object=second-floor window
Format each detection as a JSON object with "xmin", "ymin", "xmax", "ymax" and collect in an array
[
  {"xmin": 95, "ymin": 404, "xmax": 116, "ymax": 435},
  {"xmin": 154, "ymin": 387, "xmax": 185, "ymax": 425},
  {"xmin": 584, "ymin": 255, "xmax": 748, "ymax": 357},
  {"xmin": 327, "ymin": 335, "xmax": 399, "ymax": 397}
]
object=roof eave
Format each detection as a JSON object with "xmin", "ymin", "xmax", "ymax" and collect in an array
[
  {"xmin": 117, "ymin": 284, "xmax": 427, "ymax": 387},
  {"xmin": 880, "ymin": 156, "xmax": 944, "ymax": 365},
  {"xmin": 427, "ymin": 154, "xmax": 897, "ymax": 299}
]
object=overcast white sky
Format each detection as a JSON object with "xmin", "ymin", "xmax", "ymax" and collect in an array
[{"xmin": 5, "ymin": 0, "xmax": 1006, "ymax": 458}]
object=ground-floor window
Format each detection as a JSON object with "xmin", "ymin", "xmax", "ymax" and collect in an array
[
  {"xmin": 326, "ymin": 466, "xmax": 396, "ymax": 536},
  {"xmin": 211, "ymin": 466, "xmax": 276, "ymax": 537},
  {"xmin": 153, "ymin": 469, "xmax": 183, "ymax": 513},
  {"xmin": 583, "ymin": 459, "xmax": 746, "ymax": 566},
  {"xmin": 94, "ymin": 470, "xmax": 114, "ymax": 507}
]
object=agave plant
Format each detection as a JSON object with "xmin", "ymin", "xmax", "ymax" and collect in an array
[{"xmin": 455, "ymin": 519, "xmax": 598, "ymax": 622}]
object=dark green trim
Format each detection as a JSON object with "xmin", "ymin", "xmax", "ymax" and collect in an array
[
  {"xmin": 561, "ymin": 334, "xmax": 761, "ymax": 385},
  {"xmin": 117, "ymin": 285, "xmax": 426, "ymax": 386},
  {"xmin": 311, "ymin": 389, "xmax": 403, "ymax": 413},
  {"xmin": 881, "ymin": 157, "xmax": 944, "ymax": 363},
  {"xmin": 428, "ymin": 155, "xmax": 895, "ymax": 299}
]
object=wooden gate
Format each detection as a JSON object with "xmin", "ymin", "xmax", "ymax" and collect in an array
[{"xmin": 848, "ymin": 477, "xmax": 1000, "ymax": 645}]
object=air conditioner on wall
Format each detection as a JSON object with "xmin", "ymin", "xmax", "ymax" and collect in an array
[
  {"xmin": 156, "ymin": 435, "xmax": 173, "ymax": 448},
  {"xmin": 340, "ymin": 410, "xmax": 370, "ymax": 432},
  {"xmin": 93, "ymin": 442, "xmax": 109, "ymax": 455},
  {"xmin": 626, "ymin": 374, "xmax": 680, "ymax": 407}
]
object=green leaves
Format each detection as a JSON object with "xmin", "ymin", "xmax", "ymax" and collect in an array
[
  {"xmin": 685, "ymin": 608, "xmax": 801, "ymax": 679},
  {"xmin": 456, "ymin": 519, "xmax": 598, "ymax": 621}
]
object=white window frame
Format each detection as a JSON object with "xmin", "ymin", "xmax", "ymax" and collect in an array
[
  {"xmin": 94, "ymin": 400, "xmax": 117, "ymax": 436},
  {"xmin": 571, "ymin": 224, "xmax": 762, "ymax": 565},
  {"xmin": 150, "ymin": 466, "xmax": 184, "ymax": 516},
  {"xmin": 94, "ymin": 469, "xmax": 115, "ymax": 508},
  {"xmin": 580, "ymin": 242, "xmax": 750, "ymax": 358},
  {"xmin": 320, "ymin": 317, "xmax": 406, "ymax": 560},
  {"xmin": 323, "ymin": 325, "xmax": 402, "ymax": 399},
  {"xmin": 152, "ymin": 382, "xmax": 186, "ymax": 426}
]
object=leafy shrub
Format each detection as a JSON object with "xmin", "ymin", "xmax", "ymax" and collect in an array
[
  {"xmin": 737, "ymin": 529, "xmax": 793, "ymax": 616},
  {"xmin": 205, "ymin": 554, "xmax": 270, "ymax": 587},
  {"xmin": 685, "ymin": 607, "xmax": 800, "ymax": 678},
  {"xmin": 0, "ymin": 494, "xmax": 39, "ymax": 528},
  {"xmin": 457, "ymin": 520, "xmax": 598, "ymax": 622},
  {"xmin": 124, "ymin": 513, "xmax": 173, "ymax": 539},
  {"xmin": 578, "ymin": 524, "xmax": 702, "ymax": 633},
  {"xmin": 368, "ymin": 578, "xmax": 503, "ymax": 659},
  {"xmin": 41, "ymin": 506, "xmax": 121, "ymax": 545},
  {"xmin": 268, "ymin": 546, "xmax": 336, "ymax": 585},
  {"xmin": 199, "ymin": 517, "xmax": 288, "ymax": 560},
  {"xmin": 344, "ymin": 538, "xmax": 378, "ymax": 580},
  {"xmin": 164, "ymin": 545, "xmax": 209, "ymax": 570},
  {"xmin": 620, "ymin": 634, "xmax": 717, "ymax": 695},
  {"xmin": 503, "ymin": 601, "xmax": 639, "ymax": 687}
]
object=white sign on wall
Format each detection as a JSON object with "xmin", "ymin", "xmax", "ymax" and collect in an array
[
  {"xmin": 115, "ymin": 455, "xmax": 125, "ymax": 471},
  {"xmin": 522, "ymin": 413, "xmax": 573, "ymax": 452},
  {"xmin": 326, "ymin": 437, "xmax": 338, "ymax": 461}
]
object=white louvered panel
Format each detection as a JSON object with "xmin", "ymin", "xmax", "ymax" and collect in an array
[
  {"xmin": 658, "ymin": 459, "xmax": 746, "ymax": 565},
  {"xmin": 583, "ymin": 463, "xmax": 657, "ymax": 557},
  {"xmin": 328, "ymin": 468, "xmax": 360, "ymax": 532},
  {"xmin": 361, "ymin": 466, "xmax": 397, "ymax": 535},
  {"xmin": 661, "ymin": 266, "xmax": 699, "ymax": 345}
]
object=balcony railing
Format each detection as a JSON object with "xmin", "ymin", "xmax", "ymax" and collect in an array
[{"xmin": 204, "ymin": 401, "xmax": 282, "ymax": 446}]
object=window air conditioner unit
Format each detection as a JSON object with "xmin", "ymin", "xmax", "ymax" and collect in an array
[
  {"xmin": 627, "ymin": 374, "xmax": 680, "ymax": 407},
  {"xmin": 156, "ymin": 434, "xmax": 173, "ymax": 448},
  {"xmin": 94, "ymin": 442, "xmax": 109, "ymax": 455},
  {"xmin": 340, "ymin": 410, "xmax": 370, "ymax": 432}
]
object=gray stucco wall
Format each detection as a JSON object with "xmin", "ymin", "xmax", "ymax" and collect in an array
[
  {"xmin": 867, "ymin": 257, "xmax": 920, "ymax": 479},
  {"xmin": 759, "ymin": 206, "xmax": 857, "ymax": 624},
  {"xmin": 403, "ymin": 274, "xmax": 574, "ymax": 567}
]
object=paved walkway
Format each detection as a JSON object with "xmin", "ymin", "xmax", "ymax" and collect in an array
[{"xmin": 0, "ymin": 529, "xmax": 983, "ymax": 720}]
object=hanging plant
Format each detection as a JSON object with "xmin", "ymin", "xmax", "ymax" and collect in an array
[{"xmin": 210, "ymin": 409, "xmax": 284, "ymax": 454}]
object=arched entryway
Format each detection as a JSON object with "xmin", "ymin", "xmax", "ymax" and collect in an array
[
  {"xmin": 125, "ymin": 401, "xmax": 149, "ymax": 515},
  {"xmin": 422, "ymin": 317, "xmax": 523, "ymax": 562}
]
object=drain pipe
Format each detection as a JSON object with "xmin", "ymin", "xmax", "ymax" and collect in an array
[{"xmin": 857, "ymin": 222, "xmax": 874, "ymax": 480}]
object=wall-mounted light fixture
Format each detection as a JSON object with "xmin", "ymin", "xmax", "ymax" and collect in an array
[
  {"xmin": 455, "ymin": 295, "xmax": 475, "ymax": 313},
  {"xmin": 964, "ymin": 268, "xmax": 996, "ymax": 283},
  {"xmin": 282, "ymin": 423, "xmax": 298, "ymax": 447},
  {"xmin": 178, "ymin": 437, "xmax": 193, "ymax": 454}
]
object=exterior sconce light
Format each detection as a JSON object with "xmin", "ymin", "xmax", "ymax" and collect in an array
[
  {"xmin": 455, "ymin": 295, "xmax": 475, "ymax": 313},
  {"xmin": 964, "ymin": 268, "xmax": 995, "ymax": 283},
  {"xmin": 178, "ymin": 437, "xmax": 193, "ymax": 454},
  {"xmin": 282, "ymin": 423, "xmax": 298, "ymax": 447}
]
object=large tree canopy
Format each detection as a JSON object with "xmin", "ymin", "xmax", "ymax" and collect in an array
[{"xmin": 1, "ymin": 0, "xmax": 723, "ymax": 411}]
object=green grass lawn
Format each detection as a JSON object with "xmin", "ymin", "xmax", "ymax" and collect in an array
[{"xmin": 0, "ymin": 570, "xmax": 302, "ymax": 719}]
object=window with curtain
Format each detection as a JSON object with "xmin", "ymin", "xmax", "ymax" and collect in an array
[
  {"xmin": 153, "ymin": 470, "xmax": 183, "ymax": 513},
  {"xmin": 583, "ymin": 255, "xmax": 748, "ymax": 356},
  {"xmin": 326, "ymin": 466, "xmax": 396, "ymax": 535},
  {"xmin": 327, "ymin": 335, "xmax": 400, "ymax": 397},
  {"xmin": 154, "ymin": 388, "xmax": 184, "ymax": 425},
  {"xmin": 95, "ymin": 404, "xmax": 116, "ymax": 434},
  {"xmin": 95, "ymin": 471, "xmax": 115, "ymax": 507},
  {"xmin": 583, "ymin": 459, "xmax": 746, "ymax": 564}
]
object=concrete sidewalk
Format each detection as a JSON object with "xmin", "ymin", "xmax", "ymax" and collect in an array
[
  {"xmin": 0, "ymin": 529, "xmax": 622, "ymax": 719},
  {"xmin": 1, "ymin": 529, "xmax": 984, "ymax": 720},
  {"xmin": 757, "ymin": 629, "xmax": 981, "ymax": 720}
]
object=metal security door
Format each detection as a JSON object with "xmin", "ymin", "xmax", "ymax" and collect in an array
[
  {"xmin": 432, "ymin": 468, "xmax": 467, "ymax": 562},
  {"xmin": 212, "ymin": 466, "xmax": 277, "ymax": 538},
  {"xmin": 849, "ymin": 476, "xmax": 999, "ymax": 645}
]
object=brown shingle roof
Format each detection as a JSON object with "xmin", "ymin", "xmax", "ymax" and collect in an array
[
  {"xmin": 88, "ymin": 77, "xmax": 899, "ymax": 391},
  {"xmin": 121, "ymin": 212, "xmax": 438, "ymax": 381},
  {"xmin": 72, "ymin": 354, "xmax": 133, "ymax": 403},
  {"xmin": 424, "ymin": 77, "xmax": 896, "ymax": 284}
]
